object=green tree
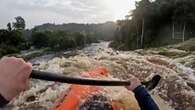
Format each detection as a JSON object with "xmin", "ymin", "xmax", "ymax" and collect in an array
[
  {"xmin": 7, "ymin": 23, "xmax": 12, "ymax": 32},
  {"xmin": 111, "ymin": 0, "xmax": 195, "ymax": 50},
  {"xmin": 13, "ymin": 16, "xmax": 26, "ymax": 30},
  {"xmin": 31, "ymin": 31, "xmax": 50, "ymax": 48},
  {"xmin": 73, "ymin": 32, "xmax": 85, "ymax": 46}
]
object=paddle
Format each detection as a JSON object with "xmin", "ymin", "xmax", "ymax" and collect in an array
[
  {"xmin": 30, "ymin": 70, "xmax": 161, "ymax": 88},
  {"xmin": 30, "ymin": 70, "xmax": 130, "ymax": 86}
]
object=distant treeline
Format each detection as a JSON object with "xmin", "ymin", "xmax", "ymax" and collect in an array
[
  {"xmin": 111, "ymin": 0, "xmax": 195, "ymax": 50},
  {"xmin": 0, "ymin": 17, "xmax": 117, "ymax": 57},
  {"xmin": 32, "ymin": 22, "xmax": 117, "ymax": 41},
  {"xmin": 31, "ymin": 30, "xmax": 98, "ymax": 50}
]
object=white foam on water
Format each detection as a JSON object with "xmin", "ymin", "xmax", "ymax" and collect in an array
[{"xmin": 171, "ymin": 60, "xmax": 195, "ymax": 80}]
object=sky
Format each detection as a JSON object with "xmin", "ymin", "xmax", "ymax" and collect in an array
[{"xmin": 0, "ymin": 0, "xmax": 136, "ymax": 29}]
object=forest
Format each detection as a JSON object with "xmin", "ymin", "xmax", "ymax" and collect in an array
[
  {"xmin": 2, "ymin": 0, "xmax": 195, "ymax": 55},
  {"xmin": 0, "ymin": 17, "xmax": 117, "ymax": 57},
  {"xmin": 111, "ymin": 0, "xmax": 195, "ymax": 50}
]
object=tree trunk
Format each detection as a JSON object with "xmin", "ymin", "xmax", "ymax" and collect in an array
[
  {"xmin": 182, "ymin": 22, "xmax": 186, "ymax": 42},
  {"xmin": 135, "ymin": 22, "xmax": 139, "ymax": 48},
  {"xmin": 137, "ymin": 35, "xmax": 139, "ymax": 48},
  {"xmin": 141, "ymin": 19, "xmax": 145, "ymax": 48},
  {"xmin": 172, "ymin": 22, "xmax": 175, "ymax": 40}
]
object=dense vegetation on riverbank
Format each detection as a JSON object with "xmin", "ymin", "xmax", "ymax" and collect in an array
[
  {"xmin": 31, "ymin": 30, "xmax": 98, "ymax": 50},
  {"xmin": 111, "ymin": 0, "xmax": 195, "ymax": 50},
  {"xmin": 0, "ymin": 17, "xmax": 30, "ymax": 57},
  {"xmin": 0, "ymin": 17, "xmax": 116, "ymax": 57}
]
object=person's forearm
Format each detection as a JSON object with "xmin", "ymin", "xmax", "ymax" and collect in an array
[{"xmin": 133, "ymin": 85, "xmax": 159, "ymax": 110}]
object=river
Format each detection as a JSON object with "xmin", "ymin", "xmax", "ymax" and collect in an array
[{"xmin": 4, "ymin": 42, "xmax": 195, "ymax": 110}]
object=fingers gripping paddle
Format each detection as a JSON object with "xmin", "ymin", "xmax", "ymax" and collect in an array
[
  {"xmin": 30, "ymin": 70, "xmax": 161, "ymax": 89},
  {"xmin": 142, "ymin": 75, "xmax": 161, "ymax": 91}
]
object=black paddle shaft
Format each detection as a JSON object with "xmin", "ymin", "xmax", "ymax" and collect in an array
[{"xmin": 30, "ymin": 70, "xmax": 131, "ymax": 86}]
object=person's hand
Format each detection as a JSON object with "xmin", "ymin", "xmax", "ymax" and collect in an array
[
  {"xmin": 126, "ymin": 76, "xmax": 141, "ymax": 91},
  {"xmin": 0, "ymin": 57, "xmax": 32, "ymax": 101}
]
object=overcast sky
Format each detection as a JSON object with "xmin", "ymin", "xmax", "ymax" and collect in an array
[{"xmin": 0, "ymin": 0, "xmax": 136, "ymax": 29}]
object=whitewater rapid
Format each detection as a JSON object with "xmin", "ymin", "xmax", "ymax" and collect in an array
[{"xmin": 5, "ymin": 41, "xmax": 195, "ymax": 110}]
